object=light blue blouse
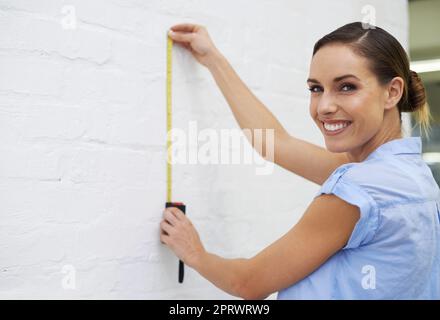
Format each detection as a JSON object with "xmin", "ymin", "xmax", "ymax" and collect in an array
[{"xmin": 277, "ymin": 137, "xmax": 440, "ymax": 299}]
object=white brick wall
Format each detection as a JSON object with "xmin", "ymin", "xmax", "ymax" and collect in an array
[{"xmin": 0, "ymin": 0, "xmax": 408, "ymax": 299}]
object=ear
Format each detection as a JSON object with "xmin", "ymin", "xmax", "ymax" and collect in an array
[{"xmin": 384, "ymin": 76, "xmax": 404, "ymax": 110}]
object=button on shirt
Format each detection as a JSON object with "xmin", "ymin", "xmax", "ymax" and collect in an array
[{"xmin": 277, "ymin": 137, "xmax": 440, "ymax": 299}]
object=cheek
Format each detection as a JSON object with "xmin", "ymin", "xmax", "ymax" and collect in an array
[
  {"xmin": 343, "ymin": 92, "xmax": 377, "ymax": 121},
  {"xmin": 309, "ymin": 100, "xmax": 318, "ymax": 120},
  {"xmin": 360, "ymin": 93, "xmax": 383, "ymax": 120},
  {"xmin": 341, "ymin": 92, "xmax": 366, "ymax": 110},
  {"xmin": 347, "ymin": 97, "xmax": 383, "ymax": 135}
]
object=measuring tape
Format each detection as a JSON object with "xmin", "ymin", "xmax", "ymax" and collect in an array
[
  {"xmin": 165, "ymin": 33, "xmax": 186, "ymax": 284},
  {"xmin": 166, "ymin": 35, "xmax": 173, "ymax": 203}
]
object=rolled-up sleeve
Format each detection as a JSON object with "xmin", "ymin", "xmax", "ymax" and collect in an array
[{"xmin": 315, "ymin": 171, "xmax": 380, "ymax": 249}]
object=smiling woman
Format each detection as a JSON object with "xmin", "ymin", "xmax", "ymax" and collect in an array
[
  {"xmin": 162, "ymin": 22, "xmax": 440, "ymax": 300},
  {"xmin": 307, "ymin": 23, "xmax": 431, "ymax": 162}
]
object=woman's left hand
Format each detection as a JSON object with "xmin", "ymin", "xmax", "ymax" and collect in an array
[{"xmin": 160, "ymin": 207, "xmax": 205, "ymax": 268}]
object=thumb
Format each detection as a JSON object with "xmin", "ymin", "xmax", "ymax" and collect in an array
[{"xmin": 168, "ymin": 30, "xmax": 195, "ymax": 43}]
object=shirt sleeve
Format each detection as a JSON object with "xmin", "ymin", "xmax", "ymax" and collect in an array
[{"xmin": 315, "ymin": 169, "xmax": 380, "ymax": 249}]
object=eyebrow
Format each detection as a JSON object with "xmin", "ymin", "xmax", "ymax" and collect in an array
[{"xmin": 306, "ymin": 74, "xmax": 360, "ymax": 84}]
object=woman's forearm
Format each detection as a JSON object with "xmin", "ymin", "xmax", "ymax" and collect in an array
[
  {"xmin": 191, "ymin": 250, "xmax": 254, "ymax": 299},
  {"xmin": 206, "ymin": 51, "xmax": 288, "ymax": 149}
]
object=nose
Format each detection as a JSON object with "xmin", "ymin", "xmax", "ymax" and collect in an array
[{"xmin": 316, "ymin": 92, "xmax": 338, "ymax": 115}]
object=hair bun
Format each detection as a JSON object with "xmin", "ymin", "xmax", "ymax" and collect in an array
[{"xmin": 404, "ymin": 70, "xmax": 426, "ymax": 112}]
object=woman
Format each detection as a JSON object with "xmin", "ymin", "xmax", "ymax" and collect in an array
[{"xmin": 160, "ymin": 22, "xmax": 440, "ymax": 299}]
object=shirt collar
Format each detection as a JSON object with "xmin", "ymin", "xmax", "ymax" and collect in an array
[{"xmin": 365, "ymin": 136, "xmax": 422, "ymax": 161}]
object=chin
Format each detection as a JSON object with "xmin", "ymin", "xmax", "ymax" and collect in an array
[{"xmin": 324, "ymin": 140, "xmax": 349, "ymax": 153}]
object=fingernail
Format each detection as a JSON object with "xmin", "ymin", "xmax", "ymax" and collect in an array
[{"xmin": 168, "ymin": 30, "xmax": 174, "ymax": 35}]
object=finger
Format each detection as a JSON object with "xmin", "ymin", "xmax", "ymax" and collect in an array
[
  {"xmin": 160, "ymin": 220, "xmax": 174, "ymax": 235},
  {"xmin": 163, "ymin": 209, "xmax": 179, "ymax": 226},
  {"xmin": 168, "ymin": 31, "xmax": 195, "ymax": 43},
  {"xmin": 166, "ymin": 207, "xmax": 186, "ymax": 221},
  {"xmin": 174, "ymin": 41, "xmax": 193, "ymax": 54},
  {"xmin": 179, "ymin": 42, "xmax": 191, "ymax": 51},
  {"xmin": 160, "ymin": 232, "xmax": 170, "ymax": 245},
  {"xmin": 170, "ymin": 23, "xmax": 198, "ymax": 32}
]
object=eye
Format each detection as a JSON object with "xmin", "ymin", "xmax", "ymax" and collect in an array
[
  {"xmin": 308, "ymin": 85, "xmax": 323, "ymax": 93},
  {"xmin": 340, "ymin": 83, "xmax": 356, "ymax": 92}
]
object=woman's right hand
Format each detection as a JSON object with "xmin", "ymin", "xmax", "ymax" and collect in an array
[{"xmin": 168, "ymin": 23, "xmax": 221, "ymax": 68}]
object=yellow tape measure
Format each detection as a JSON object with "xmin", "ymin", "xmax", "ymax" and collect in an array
[
  {"xmin": 165, "ymin": 34, "xmax": 186, "ymax": 284},
  {"xmin": 166, "ymin": 35, "xmax": 173, "ymax": 203}
]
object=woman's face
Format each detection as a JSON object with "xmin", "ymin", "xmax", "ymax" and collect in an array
[{"xmin": 308, "ymin": 44, "xmax": 388, "ymax": 154}]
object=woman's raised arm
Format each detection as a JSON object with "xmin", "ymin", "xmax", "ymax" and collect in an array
[{"xmin": 169, "ymin": 24, "xmax": 350, "ymax": 185}]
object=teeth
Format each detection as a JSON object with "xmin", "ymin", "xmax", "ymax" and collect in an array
[{"xmin": 324, "ymin": 121, "xmax": 350, "ymax": 131}]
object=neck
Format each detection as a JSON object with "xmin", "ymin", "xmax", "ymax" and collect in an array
[{"xmin": 347, "ymin": 108, "xmax": 403, "ymax": 163}]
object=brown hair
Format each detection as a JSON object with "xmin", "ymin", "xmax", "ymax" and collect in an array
[{"xmin": 313, "ymin": 22, "xmax": 432, "ymax": 138}]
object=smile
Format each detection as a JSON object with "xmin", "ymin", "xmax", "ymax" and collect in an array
[{"xmin": 322, "ymin": 121, "xmax": 352, "ymax": 136}]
